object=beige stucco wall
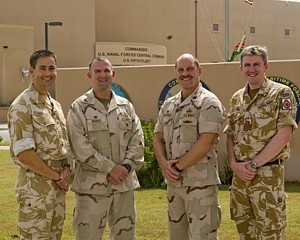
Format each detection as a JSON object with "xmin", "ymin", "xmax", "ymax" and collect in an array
[
  {"xmin": 95, "ymin": 0, "xmax": 300, "ymax": 63},
  {"xmin": 1, "ymin": 0, "xmax": 300, "ymax": 67},
  {"xmin": 56, "ymin": 60, "xmax": 300, "ymax": 181},
  {"xmin": 0, "ymin": 25, "xmax": 34, "ymax": 106},
  {"xmin": 0, "ymin": 0, "xmax": 95, "ymax": 68}
]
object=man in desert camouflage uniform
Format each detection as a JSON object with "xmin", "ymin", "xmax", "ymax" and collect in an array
[
  {"xmin": 67, "ymin": 56, "xmax": 144, "ymax": 240},
  {"xmin": 224, "ymin": 45, "xmax": 298, "ymax": 240},
  {"xmin": 7, "ymin": 50, "xmax": 70, "ymax": 240},
  {"xmin": 153, "ymin": 53, "xmax": 225, "ymax": 240}
]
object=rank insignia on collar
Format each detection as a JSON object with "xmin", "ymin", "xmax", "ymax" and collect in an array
[{"xmin": 282, "ymin": 98, "xmax": 292, "ymax": 110}]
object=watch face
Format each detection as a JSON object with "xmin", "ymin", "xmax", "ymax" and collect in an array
[{"xmin": 250, "ymin": 162, "xmax": 257, "ymax": 169}]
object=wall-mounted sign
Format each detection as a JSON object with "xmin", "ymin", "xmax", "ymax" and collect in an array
[
  {"xmin": 96, "ymin": 42, "xmax": 167, "ymax": 66},
  {"xmin": 268, "ymin": 76, "xmax": 300, "ymax": 123},
  {"xmin": 158, "ymin": 78, "xmax": 210, "ymax": 109},
  {"xmin": 112, "ymin": 83, "xmax": 130, "ymax": 101}
]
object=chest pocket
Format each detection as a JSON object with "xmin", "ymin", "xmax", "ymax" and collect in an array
[
  {"xmin": 228, "ymin": 112, "xmax": 245, "ymax": 131},
  {"xmin": 255, "ymin": 100, "xmax": 278, "ymax": 120},
  {"xmin": 32, "ymin": 112, "xmax": 56, "ymax": 134},
  {"xmin": 179, "ymin": 116, "xmax": 198, "ymax": 143},
  {"xmin": 119, "ymin": 117, "xmax": 133, "ymax": 146},
  {"xmin": 162, "ymin": 115, "xmax": 173, "ymax": 143},
  {"xmin": 87, "ymin": 120, "xmax": 108, "ymax": 131},
  {"xmin": 87, "ymin": 119, "xmax": 109, "ymax": 149}
]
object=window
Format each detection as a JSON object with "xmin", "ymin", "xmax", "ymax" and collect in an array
[
  {"xmin": 212, "ymin": 24, "xmax": 219, "ymax": 32},
  {"xmin": 284, "ymin": 28, "xmax": 290, "ymax": 37},
  {"xmin": 250, "ymin": 26, "xmax": 256, "ymax": 34}
]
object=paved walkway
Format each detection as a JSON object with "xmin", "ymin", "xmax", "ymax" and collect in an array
[
  {"xmin": 0, "ymin": 123, "xmax": 10, "ymax": 150},
  {"xmin": 0, "ymin": 146, "xmax": 9, "ymax": 150}
]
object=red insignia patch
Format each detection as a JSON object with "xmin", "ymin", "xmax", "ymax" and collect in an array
[{"xmin": 282, "ymin": 98, "xmax": 292, "ymax": 110}]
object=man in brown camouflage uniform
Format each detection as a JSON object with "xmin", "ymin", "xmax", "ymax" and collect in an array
[
  {"xmin": 67, "ymin": 56, "xmax": 144, "ymax": 240},
  {"xmin": 8, "ymin": 50, "xmax": 71, "ymax": 240},
  {"xmin": 224, "ymin": 45, "xmax": 298, "ymax": 240},
  {"xmin": 153, "ymin": 53, "xmax": 226, "ymax": 240}
]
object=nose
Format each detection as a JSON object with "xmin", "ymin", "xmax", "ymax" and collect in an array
[
  {"xmin": 181, "ymin": 69, "xmax": 190, "ymax": 76},
  {"xmin": 43, "ymin": 68, "xmax": 52, "ymax": 75}
]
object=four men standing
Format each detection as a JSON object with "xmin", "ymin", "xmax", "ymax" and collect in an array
[{"xmin": 7, "ymin": 48, "xmax": 297, "ymax": 239}]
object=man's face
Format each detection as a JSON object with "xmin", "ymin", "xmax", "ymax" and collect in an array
[
  {"xmin": 176, "ymin": 56, "xmax": 201, "ymax": 93},
  {"xmin": 240, "ymin": 55, "xmax": 268, "ymax": 89},
  {"xmin": 87, "ymin": 60, "xmax": 115, "ymax": 91},
  {"xmin": 30, "ymin": 56, "xmax": 57, "ymax": 94}
]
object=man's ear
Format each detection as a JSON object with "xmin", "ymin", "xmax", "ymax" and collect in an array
[
  {"xmin": 87, "ymin": 71, "xmax": 91, "ymax": 78},
  {"xmin": 264, "ymin": 63, "xmax": 269, "ymax": 71},
  {"xmin": 29, "ymin": 67, "xmax": 34, "ymax": 75}
]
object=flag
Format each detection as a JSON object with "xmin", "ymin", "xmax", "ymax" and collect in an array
[
  {"xmin": 245, "ymin": 0, "xmax": 253, "ymax": 5},
  {"xmin": 228, "ymin": 34, "xmax": 246, "ymax": 62}
]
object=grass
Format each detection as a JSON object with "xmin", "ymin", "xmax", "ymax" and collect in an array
[
  {"xmin": 0, "ymin": 140, "xmax": 10, "ymax": 146},
  {"xmin": 0, "ymin": 150, "xmax": 300, "ymax": 240}
]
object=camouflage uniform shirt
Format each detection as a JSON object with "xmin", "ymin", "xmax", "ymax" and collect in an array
[
  {"xmin": 154, "ymin": 83, "xmax": 226, "ymax": 187},
  {"xmin": 224, "ymin": 78, "xmax": 298, "ymax": 161},
  {"xmin": 8, "ymin": 82, "xmax": 69, "ymax": 165},
  {"xmin": 67, "ymin": 89, "xmax": 144, "ymax": 195}
]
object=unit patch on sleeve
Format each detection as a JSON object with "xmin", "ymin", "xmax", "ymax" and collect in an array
[{"xmin": 282, "ymin": 98, "xmax": 292, "ymax": 110}]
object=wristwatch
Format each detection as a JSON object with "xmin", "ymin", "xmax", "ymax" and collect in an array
[
  {"xmin": 172, "ymin": 163, "xmax": 183, "ymax": 173},
  {"xmin": 248, "ymin": 161, "xmax": 259, "ymax": 170},
  {"xmin": 122, "ymin": 164, "xmax": 131, "ymax": 173},
  {"xmin": 63, "ymin": 163, "xmax": 71, "ymax": 169}
]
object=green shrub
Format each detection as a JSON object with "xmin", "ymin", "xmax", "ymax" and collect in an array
[
  {"xmin": 138, "ymin": 120, "xmax": 233, "ymax": 188},
  {"xmin": 137, "ymin": 120, "xmax": 165, "ymax": 188},
  {"xmin": 219, "ymin": 154, "xmax": 233, "ymax": 185}
]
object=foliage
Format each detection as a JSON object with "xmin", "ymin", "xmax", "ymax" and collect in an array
[
  {"xmin": 137, "ymin": 120, "xmax": 165, "ymax": 188},
  {"xmin": 219, "ymin": 154, "xmax": 233, "ymax": 185},
  {"xmin": 0, "ymin": 150, "xmax": 300, "ymax": 239},
  {"xmin": 138, "ymin": 120, "xmax": 235, "ymax": 188}
]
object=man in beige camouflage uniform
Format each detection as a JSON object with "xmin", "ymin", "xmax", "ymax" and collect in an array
[
  {"xmin": 8, "ymin": 50, "xmax": 71, "ymax": 240},
  {"xmin": 224, "ymin": 45, "xmax": 298, "ymax": 240},
  {"xmin": 153, "ymin": 53, "xmax": 225, "ymax": 240},
  {"xmin": 67, "ymin": 56, "xmax": 144, "ymax": 240}
]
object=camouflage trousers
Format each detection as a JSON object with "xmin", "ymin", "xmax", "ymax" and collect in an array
[
  {"xmin": 16, "ymin": 166, "xmax": 66, "ymax": 240},
  {"xmin": 230, "ymin": 164, "xmax": 286, "ymax": 240},
  {"xmin": 167, "ymin": 184, "xmax": 221, "ymax": 240},
  {"xmin": 73, "ymin": 190, "xmax": 136, "ymax": 240}
]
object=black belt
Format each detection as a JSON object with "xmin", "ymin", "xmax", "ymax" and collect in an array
[
  {"xmin": 263, "ymin": 159, "xmax": 283, "ymax": 166},
  {"xmin": 237, "ymin": 159, "xmax": 283, "ymax": 167}
]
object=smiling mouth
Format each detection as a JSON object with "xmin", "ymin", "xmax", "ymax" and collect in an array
[
  {"xmin": 248, "ymin": 73, "xmax": 257, "ymax": 77},
  {"xmin": 181, "ymin": 77, "xmax": 192, "ymax": 81},
  {"xmin": 42, "ymin": 77, "xmax": 53, "ymax": 82}
]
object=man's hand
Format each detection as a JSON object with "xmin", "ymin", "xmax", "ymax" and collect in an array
[
  {"xmin": 161, "ymin": 159, "xmax": 181, "ymax": 183},
  {"xmin": 107, "ymin": 164, "xmax": 129, "ymax": 185},
  {"xmin": 55, "ymin": 168, "xmax": 71, "ymax": 192},
  {"xmin": 231, "ymin": 161, "xmax": 257, "ymax": 182}
]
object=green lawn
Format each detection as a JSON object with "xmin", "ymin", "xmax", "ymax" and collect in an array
[{"xmin": 0, "ymin": 150, "xmax": 299, "ymax": 240}]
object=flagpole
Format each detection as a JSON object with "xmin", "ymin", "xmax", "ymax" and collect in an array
[
  {"xmin": 225, "ymin": 0, "xmax": 229, "ymax": 61},
  {"xmin": 195, "ymin": 0, "xmax": 198, "ymax": 58}
]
